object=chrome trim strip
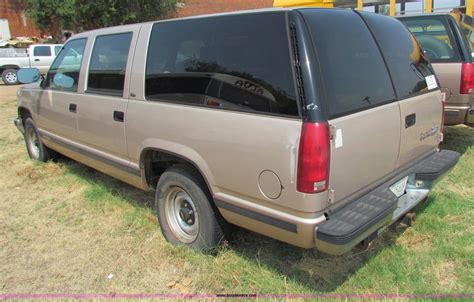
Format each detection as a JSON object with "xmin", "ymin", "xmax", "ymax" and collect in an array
[{"xmin": 38, "ymin": 129, "xmax": 141, "ymax": 176}]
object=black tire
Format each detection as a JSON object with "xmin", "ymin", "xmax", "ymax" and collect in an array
[
  {"xmin": 2, "ymin": 69, "xmax": 19, "ymax": 85},
  {"xmin": 24, "ymin": 118, "xmax": 55, "ymax": 162},
  {"xmin": 156, "ymin": 166, "xmax": 226, "ymax": 251}
]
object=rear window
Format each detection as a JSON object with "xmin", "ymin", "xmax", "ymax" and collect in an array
[
  {"xmin": 363, "ymin": 13, "xmax": 437, "ymax": 99},
  {"xmin": 33, "ymin": 46, "xmax": 51, "ymax": 57},
  {"xmin": 87, "ymin": 32, "xmax": 133, "ymax": 96},
  {"xmin": 399, "ymin": 16, "xmax": 460, "ymax": 62},
  {"xmin": 300, "ymin": 9, "xmax": 396, "ymax": 118},
  {"xmin": 145, "ymin": 13, "xmax": 299, "ymax": 117}
]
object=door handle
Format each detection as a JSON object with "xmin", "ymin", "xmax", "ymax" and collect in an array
[
  {"xmin": 113, "ymin": 111, "xmax": 124, "ymax": 122},
  {"xmin": 69, "ymin": 103, "xmax": 77, "ymax": 113},
  {"xmin": 405, "ymin": 113, "xmax": 416, "ymax": 128},
  {"xmin": 34, "ymin": 59, "xmax": 40, "ymax": 62}
]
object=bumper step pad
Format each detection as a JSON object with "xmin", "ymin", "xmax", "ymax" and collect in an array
[{"xmin": 316, "ymin": 150, "xmax": 460, "ymax": 253}]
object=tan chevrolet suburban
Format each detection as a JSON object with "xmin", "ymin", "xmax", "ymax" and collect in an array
[
  {"xmin": 14, "ymin": 8, "xmax": 460, "ymax": 255},
  {"xmin": 398, "ymin": 14, "xmax": 474, "ymax": 126}
]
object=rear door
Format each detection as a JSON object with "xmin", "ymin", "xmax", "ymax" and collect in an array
[
  {"xmin": 30, "ymin": 45, "xmax": 54, "ymax": 73},
  {"xmin": 300, "ymin": 9, "xmax": 401, "ymax": 205},
  {"xmin": 76, "ymin": 26, "xmax": 138, "ymax": 160},
  {"xmin": 361, "ymin": 13, "xmax": 442, "ymax": 167}
]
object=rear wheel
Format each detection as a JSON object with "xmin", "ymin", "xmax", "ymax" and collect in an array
[
  {"xmin": 156, "ymin": 166, "xmax": 226, "ymax": 251},
  {"xmin": 24, "ymin": 118, "xmax": 55, "ymax": 162},
  {"xmin": 2, "ymin": 69, "xmax": 19, "ymax": 85}
]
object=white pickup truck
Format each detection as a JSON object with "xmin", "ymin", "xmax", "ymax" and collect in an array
[{"xmin": 0, "ymin": 44, "xmax": 62, "ymax": 85}]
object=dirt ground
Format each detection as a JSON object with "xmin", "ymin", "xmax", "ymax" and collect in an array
[
  {"xmin": 0, "ymin": 84, "xmax": 184, "ymax": 293},
  {"xmin": 0, "ymin": 84, "xmax": 19, "ymax": 101}
]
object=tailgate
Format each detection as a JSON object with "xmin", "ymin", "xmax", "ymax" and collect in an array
[{"xmin": 398, "ymin": 91, "xmax": 443, "ymax": 167}]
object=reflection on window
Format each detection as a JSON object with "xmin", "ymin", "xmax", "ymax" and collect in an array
[
  {"xmin": 54, "ymin": 46, "xmax": 62, "ymax": 55},
  {"xmin": 364, "ymin": 13, "xmax": 437, "ymax": 99},
  {"xmin": 145, "ymin": 13, "xmax": 298, "ymax": 117},
  {"xmin": 403, "ymin": 18, "xmax": 455, "ymax": 61},
  {"xmin": 44, "ymin": 38, "xmax": 87, "ymax": 92}
]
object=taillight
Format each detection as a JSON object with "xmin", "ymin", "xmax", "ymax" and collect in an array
[
  {"xmin": 460, "ymin": 63, "xmax": 474, "ymax": 94},
  {"xmin": 297, "ymin": 122, "xmax": 330, "ymax": 194}
]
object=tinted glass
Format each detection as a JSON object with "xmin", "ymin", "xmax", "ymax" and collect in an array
[
  {"xmin": 87, "ymin": 32, "xmax": 132, "ymax": 95},
  {"xmin": 146, "ymin": 13, "xmax": 298, "ymax": 117},
  {"xmin": 55, "ymin": 45, "xmax": 62, "ymax": 55},
  {"xmin": 44, "ymin": 38, "xmax": 86, "ymax": 92},
  {"xmin": 33, "ymin": 46, "xmax": 51, "ymax": 57},
  {"xmin": 301, "ymin": 9, "xmax": 396, "ymax": 118},
  {"xmin": 459, "ymin": 15, "xmax": 473, "ymax": 61},
  {"xmin": 399, "ymin": 16, "xmax": 459, "ymax": 62},
  {"xmin": 364, "ymin": 13, "xmax": 437, "ymax": 99}
]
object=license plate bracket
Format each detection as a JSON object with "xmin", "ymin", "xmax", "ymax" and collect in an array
[{"xmin": 390, "ymin": 176, "xmax": 408, "ymax": 198}]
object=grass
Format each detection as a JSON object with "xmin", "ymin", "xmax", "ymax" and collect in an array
[{"xmin": 0, "ymin": 86, "xmax": 473, "ymax": 295}]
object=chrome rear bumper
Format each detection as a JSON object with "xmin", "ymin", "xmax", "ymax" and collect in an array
[{"xmin": 315, "ymin": 150, "xmax": 460, "ymax": 255}]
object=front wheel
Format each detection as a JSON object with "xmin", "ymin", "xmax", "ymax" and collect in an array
[
  {"xmin": 24, "ymin": 118, "xmax": 55, "ymax": 162},
  {"xmin": 156, "ymin": 166, "xmax": 226, "ymax": 251},
  {"xmin": 2, "ymin": 69, "xmax": 19, "ymax": 85}
]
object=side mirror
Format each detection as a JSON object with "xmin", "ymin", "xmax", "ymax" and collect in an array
[
  {"xmin": 53, "ymin": 73, "xmax": 74, "ymax": 89},
  {"xmin": 17, "ymin": 68, "xmax": 41, "ymax": 84}
]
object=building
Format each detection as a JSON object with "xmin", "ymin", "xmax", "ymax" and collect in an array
[{"xmin": 0, "ymin": 0, "xmax": 42, "ymax": 40}]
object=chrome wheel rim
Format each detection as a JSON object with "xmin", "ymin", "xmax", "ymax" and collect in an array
[
  {"xmin": 27, "ymin": 127, "xmax": 40, "ymax": 159},
  {"xmin": 5, "ymin": 72, "xmax": 17, "ymax": 83},
  {"xmin": 164, "ymin": 187, "xmax": 199, "ymax": 243}
]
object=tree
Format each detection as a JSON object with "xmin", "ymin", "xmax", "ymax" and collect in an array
[
  {"xmin": 23, "ymin": 0, "xmax": 75, "ymax": 33},
  {"xmin": 25, "ymin": 0, "xmax": 176, "ymax": 34}
]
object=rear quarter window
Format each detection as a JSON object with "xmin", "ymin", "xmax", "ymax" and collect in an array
[
  {"xmin": 363, "ymin": 13, "xmax": 437, "ymax": 99},
  {"xmin": 145, "ymin": 12, "xmax": 299, "ymax": 117},
  {"xmin": 300, "ymin": 9, "xmax": 396, "ymax": 118}
]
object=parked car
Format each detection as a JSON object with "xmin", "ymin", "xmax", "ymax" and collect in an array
[
  {"xmin": 0, "ymin": 44, "xmax": 62, "ymax": 85},
  {"xmin": 398, "ymin": 14, "xmax": 473, "ymax": 125},
  {"xmin": 14, "ymin": 8, "xmax": 460, "ymax": 255}
]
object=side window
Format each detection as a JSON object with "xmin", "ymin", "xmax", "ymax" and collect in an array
[
  {"xmin": 301, "ymin": 9, "xmax": 396, "ymax": 118},
  {"xmin": 145, "ymin": 13, "xmax": 299, "ymax": 117},
  {"xmin": 399, "ymin": 17, "xmax": 459, "ymax": 62},
  {"xmin": 33, "ymin": 46, "xmax": 51, "ymax": 57},
  {"xmin": 44, "ymin": 38, "xmax": 87, "ymax": 92},
  {"xmin": 54, "ymin": 46, "xmax": 62, "ymax": 55},
  {"xmin": 87, "ymin": 32, "xmax": 133, "ymax": 96},
  {"xmin": 363, "ymin": 13, "xmax": 437, "ymax": 99}
]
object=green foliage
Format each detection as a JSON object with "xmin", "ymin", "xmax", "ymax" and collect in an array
[{"xmin": 25, "ymin": 0, "xmax": 176, "ymax": 33}]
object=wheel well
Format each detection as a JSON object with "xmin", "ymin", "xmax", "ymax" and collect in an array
[
  {"xmin": 1, "ymin": 65, "xmax": 20, "ymax": 72},
  {"xmin": 142, "ymin": 149, "xmax": 212, "ymax": 195},
  {"xmin": 18, "ymin": 107, "xmax": 32, "ymax": 125}
]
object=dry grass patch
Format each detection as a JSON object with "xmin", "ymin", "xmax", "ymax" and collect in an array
[{"xmin": 1, "ymin": 85, "xmax": 473, "ymax": 295}]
